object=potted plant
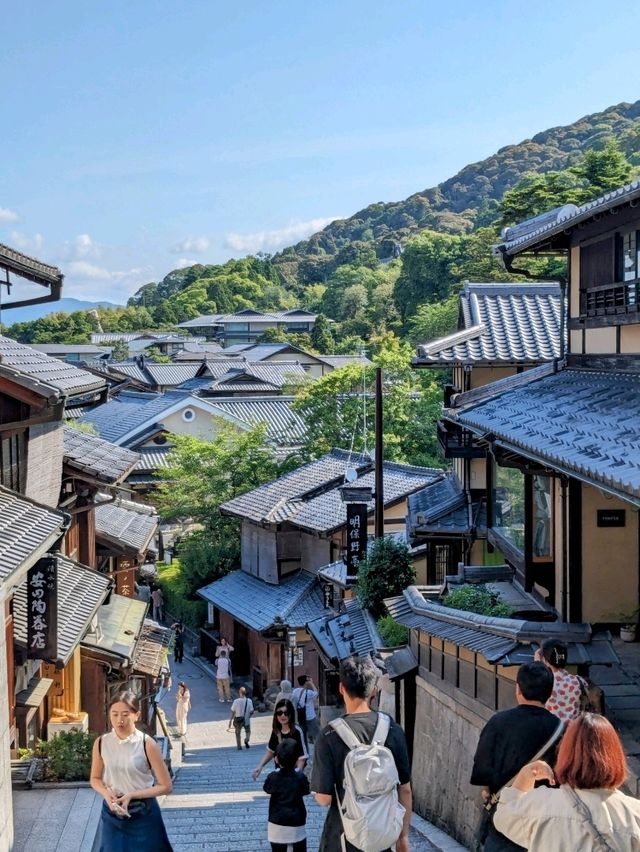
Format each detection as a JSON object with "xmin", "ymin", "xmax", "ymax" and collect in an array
[{"xmin": 615, "ymin": 608, "xmax": 639, "ymax": 642}]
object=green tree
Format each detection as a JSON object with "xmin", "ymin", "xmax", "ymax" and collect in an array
[
  {"xmin": 572, "ymin": 139, "xmax": 634, "ymax": 197},
  {"xmin": 407, "ymin": 294, "xmax": 459, "ymax": 345},
  {"xmin": 309, "ymin": 313, "xmax": 334, "ymax": 354},
  {"xmin": 393, "ymin": 231, "xmax": 462, "ymax": 323},
  {"xmin": 356, "ymin": 538, "xmax": 415, "ymax": 618},
  {"xmin": 110, "ymin": 339, "xmax": 129, "ymax": 361},
  {"xmin": 499, "ymin": 170, "xmax": 584, "ymax": 225}
]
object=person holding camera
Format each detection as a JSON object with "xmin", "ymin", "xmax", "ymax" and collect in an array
[{"xmin": 291, "ymin": 675, "xmax": 319, "ymax": 746}]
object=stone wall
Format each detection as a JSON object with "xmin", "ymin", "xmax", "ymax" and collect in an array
[{"xmin": 411, "ymin": 673, "xmax": 490, "ymax": 849}]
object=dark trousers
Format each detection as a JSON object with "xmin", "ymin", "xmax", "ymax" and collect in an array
[
  {"xmin": 271, "ymin": 841, "xmax": 306, "ymax": 852},
  {"xmin": 174, "ymin": 643, "xmax": 183, "ymax": 663}
]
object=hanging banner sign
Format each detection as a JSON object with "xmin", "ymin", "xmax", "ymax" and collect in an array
[
  {"xmin": 346, "ymin": 503, "xmax": 368, "ymax": 580},
  {"xmin": 27, "ymin": 556, "xmax": 58, "ymax": 662},
  {"xmin": 323, "ymin": 583, "xmax": 335, "ymax": 609}
]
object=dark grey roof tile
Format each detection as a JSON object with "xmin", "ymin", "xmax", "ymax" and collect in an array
[
  {"xmin": 0, "ymin": 487, "xmax": 66, "ymax": 586},
  {"xmin": 63, "ymin": 426, "xmax": 140, "ymax": 483}
]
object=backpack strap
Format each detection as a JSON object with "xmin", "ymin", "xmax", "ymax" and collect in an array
[
  {"xmin": 372, "ymin": 712, "xmax": 391, "ymax": 745},
  {"xmin": 329, "ymin": 717, "xmax": 362, "ymax": 750}
]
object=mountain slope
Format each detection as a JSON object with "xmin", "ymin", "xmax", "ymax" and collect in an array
[{"xmin": 273, "ymin": 100, "xmax": 640, "ymax": 282}]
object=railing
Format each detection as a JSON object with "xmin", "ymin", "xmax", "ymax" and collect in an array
[{"xmin": 582, "ymin": 280, "xmax": 639, "ymax": 318}]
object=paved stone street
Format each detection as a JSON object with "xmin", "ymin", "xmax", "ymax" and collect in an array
[{"xmin": 160, "ymin": 654, "xmax": 462, "ymax": 851}]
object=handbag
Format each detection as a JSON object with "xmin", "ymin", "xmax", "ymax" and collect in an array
[{"xmin": 475, "ymin": 718, "xmax": 564, "ymax": 847}]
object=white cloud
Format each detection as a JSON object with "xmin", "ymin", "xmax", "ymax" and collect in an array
[
  {"xmin": 174, "ymin": 258, "xmax": 197, "ymax": 269},
  {"xmin": 170, "ymin": 236, "xmax": 210, "ymax": 254},
  {"xmin": 0, "ymin": 207, "xmax": 18, "ymax": 223},
  {"xmin": 9, "ymin": 230, "xmax": 43, "ymax": 252},
  {"xmin": 224, "ymin": 216, "xmax": 338, "ymax": 254},
  {"xmin": 74, "ymin": 233, "xmax": 100, "ymax": 258},
  {"xmin": 68, "ymin": 260, "xmax": 112, "ymax": 280}
]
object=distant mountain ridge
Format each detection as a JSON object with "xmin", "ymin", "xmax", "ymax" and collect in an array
[
  {"xmin": 273, "ymin": 99, "xmax": 640, "ymax": 283},
  {"xmin": 0, "ymin": 298, "xmax": 122, "ymax": 325}
]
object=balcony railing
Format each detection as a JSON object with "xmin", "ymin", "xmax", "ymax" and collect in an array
[
  {"xmin": 581, "ymin": 280, "xmax": 639, "ymax": 318},
  {"xmin": 437, "ymin": 421, "xmax": 485, "ymax": 459}
]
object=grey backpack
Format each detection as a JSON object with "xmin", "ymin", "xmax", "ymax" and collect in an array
[{"xmin": 329, "ymin": 712, "xmax": 405, "ymax": 852}]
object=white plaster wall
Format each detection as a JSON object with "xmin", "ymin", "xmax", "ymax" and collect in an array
[
  {"xmin": 621, "ymin": 323, "xmax": 640, "ymax": 354},
  {"xmin": 584, "ymin": 326, "xmax": 617, "ymax": 354}
]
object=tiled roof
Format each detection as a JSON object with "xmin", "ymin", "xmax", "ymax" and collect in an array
[
  {"xmin": 0, "ymin": 242, "xmax": 62, "ymax": 287},
  {"xmin": 63, "ymin": 426, "xmax": 140, "ymax": 483},
  {"xmin": 0, "ymin": 487, "xmax": 66, "ymax": 587},
  {"xmin": 81, "ymin": 594, "xmax": 147, "ymax": 663},
  {"xmin": 94, "ymin": 497, "xmax": 158, "ymax": 555},
  {"xmin": 317, "ymin": 355, "xmax": 373, "ymax": 368},
  {"xmin": 106, "ymin": 363, "xmax": 149, "ymax": 383},
  {"xmin": 0, "ymin": 336, "xmax": 107, "ymax": 399},
  {"xmin": 31, "ymin": 344, "xmax": 110, "ymax": 355},
  {"xmin": 385, "ymin": 586, "xmax": 619, "ymax": 666},
  {"xmin": 289, "ymin": 462, "xmax": 443, "ymax": 534},
  {"xmin": 78, "ymin": 389, "xmax": 190, "ymax": 443},
  {"xmin": 407, "ymin": 474, "xmax": 485, "ymax": 537},
  {"xmin": 134, "ymin": 446, "xmax": 174, "ymax": 471},
  {"xmin": 177, "ymin": 310, "xmax": 319, "ymax": 328},
  {"xmin": 91, "ymin": 333, "xmax": 144, "ymax": 343},
  {"xmin": 496, "ymin": 180, "xmax": 640, "ymax": 256},
  {"xmin": 414, "ymin": 283, "xmax": 562, "ymax": 365},
  {"xmin": 197, "ymin": 569, "xmax": 325, "ymax": 631},
  {"xmin": 220, "ymin": 449, "xmax": 372, "ymax": 523},
  {"xmin": 208, "ymin": 362, "xmax": 309, "ymax": 389},
  {"xmin": 144, "ymin": 363, "xmax": 201, "ymax": 386},
  {"xmin": 449, "ymin": 368, "xmax": 640, "ymax": 506},
  {"xmin": 206, "ymin": 396, "xmax": 307, "ymax": 444},
  {"xmin": 307, "ymin": 598, "xmax": 381, "ymax": 663},
  {"xmin": 13, "ymin": 555, "xmax": 111, "ymax": 666},
  {"xmin": 132, "ymin": 619, "xmax": 172, "ymax": 676}
]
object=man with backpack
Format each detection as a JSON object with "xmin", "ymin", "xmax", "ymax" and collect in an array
[
  {"xmin": 311, "ymin": 656, "xmax": 411, "ymax": 852},
  {"xmin": 292, "ymin": 674, "xmax": 320, "ymax": 746}
]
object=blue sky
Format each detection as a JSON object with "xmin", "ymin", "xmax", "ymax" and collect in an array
[{"xmin": 2, "ymin": 0, "xmax": 640, "ymax": 303}]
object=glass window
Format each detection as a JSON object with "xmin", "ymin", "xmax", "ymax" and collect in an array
[
  {"xmin": 623, "ymin": 231, "xmax": 637, "ymax": 282},
  {"xmin": 532, "ymin": 474, "xmax": 553, "ymax": 560},
  {"xmin": 493, "ymin": 465, "xmax": 525, "ymax": 552}
]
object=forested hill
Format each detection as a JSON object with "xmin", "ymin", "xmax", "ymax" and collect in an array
[{"xmin": 273, "ymin": 100, "xmax": 640, "ymax": 283}]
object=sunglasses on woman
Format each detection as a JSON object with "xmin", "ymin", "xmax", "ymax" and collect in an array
[{"xmin": 276, "ymin": 710, "xmax": 289, "ymax": 717}]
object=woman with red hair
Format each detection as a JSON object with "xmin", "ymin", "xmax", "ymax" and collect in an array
[{"xmin": 493, "ymin": 713, "xmax": 640, "ymax": 850}]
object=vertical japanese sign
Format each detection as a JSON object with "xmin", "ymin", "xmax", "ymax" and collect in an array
[
  {"xmin": 346, "ymin": 503, "xmax": 368, "ymax": 580},
  {"xmin": 116, "ymin": 557, "xmax": 135, "ymax": 598},
  {"xmin": 27, "ymin": 556, "xmax": 58, "ymax": 661},
  {"xmin": 323, "ymin": 583, "xmax": 334, "ymax": 609}
]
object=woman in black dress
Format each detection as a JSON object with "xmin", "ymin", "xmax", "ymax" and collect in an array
[{"xmin": 251, "ymin": 699, "xmax": 308, "ymax": 781}]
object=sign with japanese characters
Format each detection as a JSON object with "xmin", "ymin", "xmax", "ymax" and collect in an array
[
  {"xmin": 116, "ymin": 556, "xmax": 136, "ymax": 598},
  {"xmin": 346, "ymin": 502, "xmax": 368, "ymax": 580},
  {"xmin": 27, "ymin": 556, "xmax": 58, "ymax": 662},
  {"xmin": 323, "ymin": 582, "xmax": 334, "ymax": 609}
]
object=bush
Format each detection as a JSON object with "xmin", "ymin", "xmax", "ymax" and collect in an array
[
  {"xmin": 157, "ymin": 559, "xmax": 206, "ymax": 628},
  {"xmin": 356, "ymin": 538, "xmax": 415, "ymax": 618},
  {"xmin": 23, "ymin": 729, "xmax": 97, "ymax": 781},
  {"xmin": 376, "ymin": 615, "xmax": 409, "ymax": 647},
  {"xmin": 442, "ymin": 584, "xmax": 514, "ymax": 618}
]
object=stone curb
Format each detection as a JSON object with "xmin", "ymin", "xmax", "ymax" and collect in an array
[{"xmin": 411, "ymin": 813, "xmax": 469, "ymax": 851}]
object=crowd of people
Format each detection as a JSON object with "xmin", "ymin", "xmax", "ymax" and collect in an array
[{"xmin": 89, "ymin": 625, "xmax": 640, "ymax": 852}]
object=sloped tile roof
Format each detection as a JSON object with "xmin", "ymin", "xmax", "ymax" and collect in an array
[
  {"xmin": 316, "ymin": 355, "xmax": 373, "ymax": 369},
  {"xmin": 106, "ymin": 363, "xmax": 149, "ymax": 383},
  {"xmin": 449, "ymin": 368, "xmax": 640, "ymax": 506},
  {"xmin": 0, "ymin": 242, "xmax": 62, "ymax": 286},
  {"xmin": 0, "ymin": 487, "xmax": 66, "ymax": 586},
  {"xmin": 197, "ymin": 569, "xmax": 324, "ymax": 631},
  {"xmin": 13, "ymin": 555, "xmax": 111, "ymax": 666},
  {"xmin": 143, "ymin": 363, "xmax": 201, "ymax": 386},
  {"xmin": 407, "ymin": 474, "xmax": 480, "ymax": 536},
  {"xmin": 94, "ymin": 498, "xmax": 158, "ymax": 554},
  {"xmin": 210, "ymin": 362, "xmax": 309, "ymax": 388},
  {"xmin": 307, "ymin": 599, "xmax": 383, "ymax": 663},
  {"xmin": 206, "ymin": 396, "xmax": 307, "ymax": 444},
  {"xmin": 220, "ymin": 449, "xmax": 372, "ymax": 523},
  {"xmin": 132, "ymin": 619, "xmax": 172, "ymax": 676},
  {"xmin": 0, "ymin": 336, "xmax": 107, "ymax": 399},
  {"xmin": 134, "ymin": 446, "xmax": 174, "ymax": 471},
  {"xmin": 63, "ymin": 426, "xmax": 140, "ymax": 483},
  {"xmin": 78, "ymin": 390, "xmax": 190, "ymax": 443},
  {"xmin": 496, "ymin": 180, "xmax": 640, "ymax": 256},
  {"xmin": 81, "ymin": 594, "xmax": 147, "ymax": 662},
  {"xmin": 414, "ymin": 283, "xmax": 562, "ymax": 365}
]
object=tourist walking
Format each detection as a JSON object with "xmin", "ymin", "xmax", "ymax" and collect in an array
[
  {"xmin": 292, "ymin": 674, "xmax": 320, "ymax": 745},
  {"xmin": 311, "ymin": 656, "xmax": 412, "ymax": 852},
  {"xmin": 276, "ymin": 679, "xmax": 293, "ymax": 705},
  {"xmin": 171, "ymin": 622, "xmax": 185, "ymax": 664},
  {"xmin": 151, "ymin": 586, "xmax": 164, "ymax": 622},
  {"xmin": 263, "ymin": 738, "xmax": 310, "ymax": 852},
  {"xmin": 471, "ymin": 662, "xmax": 564, "ymax": 851},
  {"xmin": 494, "ymin": 713, "xmax": 640, "ymax": 850},
  {"xmin": 228, "ymin": 686, "xmax": 254, "ymax": 749},
  {"xmin": 175, "ymin": 682, "xmax": 191, "ymax": 737},
  {"xmin": 215, "ymin": 648, "xmax": 232, "ymax": 702},
  {"xmin": 252, "ymin": 699, "xmax": 308, "ymax": 780},
  {"xmin": 535, "ymin": 638, "xmax": 594, "ymax": 721},
  {"xmin": 90, "ymin": 690, "xmax": 173, "ymax": 851}
]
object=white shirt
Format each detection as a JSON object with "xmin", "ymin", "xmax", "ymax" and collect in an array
[
  {"xmin": 100, "ymin": 729, "xmax": 155, "ymax": 796},
  {"xmin": 292, "ymin": 686, "xmax": 318, "ymax": 720},
  {"xmin": 216, "ymin": 655, "xmax": 231, "ymax": 678},
  {"xmin": 230, "ymin": 696, "xmax": 254, "ymax": 722}
]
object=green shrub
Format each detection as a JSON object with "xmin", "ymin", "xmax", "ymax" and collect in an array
[
  {"xmin": 356, "ymin": 538, "xmax": 415, "ymax": 618},
  {"xmin": 376, "ymin": 615, "xmax": 409, "ymax": 647},
  {"xmin": 157, "ymin": 559, "xmax": 206, "ymax": 628},
  {"xmin": 442, "ymin": 584, "xmax": 514, "ymax": 618},
  {"xmin": 24, "ymin": 729, "xmax": 97, "ymax": 781}
]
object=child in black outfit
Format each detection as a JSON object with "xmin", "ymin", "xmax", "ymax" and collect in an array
[{"xmin": 263, "ymin": 738, "xmax": 310, "ymax": 852}]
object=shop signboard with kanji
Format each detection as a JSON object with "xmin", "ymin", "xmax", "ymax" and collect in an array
[
  {"xmin": 27, "ymin": 556, "xmax": 58, "ymax": 661},
  {"xmin": 346, "ymin": 502, "xmax": 368, "ymax": 579}
]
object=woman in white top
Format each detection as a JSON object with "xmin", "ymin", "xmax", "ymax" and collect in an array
[
  {"xmin": 175, "ymin": 682, "xmax": 191, "ymax": 737},
  {"xmin": 90, "ymin": 689, "xmax": 173, "ymax": 851},
  {"xmin": 494, "ymin": 713, "xmax": 640, "ymax": 851}
]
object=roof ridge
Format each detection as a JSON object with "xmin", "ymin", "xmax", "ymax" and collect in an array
[{"xmin": 418, "ymin": 322, "xmax": 485, "ymax": 356}]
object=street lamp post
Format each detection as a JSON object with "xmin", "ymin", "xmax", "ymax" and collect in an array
[{"xmin": 287, "ymin": 629, "xmax": 297, "ymax": 686}]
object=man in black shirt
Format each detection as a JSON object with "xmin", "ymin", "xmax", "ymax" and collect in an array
[
  {"xmin": 471, "ymin": 662, "xmax": 561, "ymax": 852},
  {"xmin": 311, "ymin": 656, "xmax": 412, "ymax": 852}
]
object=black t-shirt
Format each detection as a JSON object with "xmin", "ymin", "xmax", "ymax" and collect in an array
[
  {"xmin": 471, "ymin": 704, "xmax": 562, "ymax": 852},
  {"xmin": 267, "ymin": 725, "xmax": 308, "ymax": 762},
  {"xmin": 263, "ymin": 767, "xmax": 310, "ymax": 827},
  {"xmin": 311, "ymin": 711, "xmax": 411, "ymax": 852}
]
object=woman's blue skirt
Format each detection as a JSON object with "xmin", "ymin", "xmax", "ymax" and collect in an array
[{"xmin": 98, "ymin": 799, "xmax": 173, "ymax": 851}]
